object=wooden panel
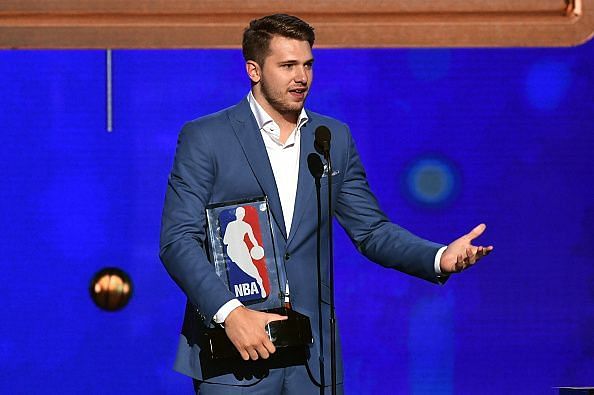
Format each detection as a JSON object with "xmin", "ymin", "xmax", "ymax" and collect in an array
[
  {"xmin": 0, "ymin": 0, "xmax": 573, "ymax": 13},
  {"xmin": 0, "ymin": 0, "xmax": 592, "ymax": 48}
]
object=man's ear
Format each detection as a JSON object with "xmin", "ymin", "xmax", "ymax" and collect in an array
[{"xmin": 246, "ymin": 60, "xmax": 261, "ymax": 84}]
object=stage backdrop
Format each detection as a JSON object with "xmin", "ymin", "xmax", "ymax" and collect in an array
[{"xmin": 1, "ymin": 43, "xmax": 593, "ymax": 394}]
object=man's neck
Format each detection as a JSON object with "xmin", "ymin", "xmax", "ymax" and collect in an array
[
  {"xmin": 252, "ymin": 91, "xmax": 298, "ymax": 144},
  {"xmin": 276, "ymin": 118, "xmax": 298, "ymax": 145}
]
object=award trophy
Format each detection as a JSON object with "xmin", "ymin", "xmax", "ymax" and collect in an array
[{"xmin": 204, "ymin": 197, "xmax": 312, "ymax": 360}]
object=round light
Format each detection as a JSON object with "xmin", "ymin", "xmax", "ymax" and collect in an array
[
  {"xmin": 89, "ymin": 267, "xmax": 133, "ymax": 311},
  {"xmin": 404, "ymin": 156, "xmax": 460, "ymax": 208}
]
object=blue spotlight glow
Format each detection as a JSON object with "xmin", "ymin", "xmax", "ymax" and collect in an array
[
  {"xmin": 525, "ymin": 60, "xmax": 571, "ymax": 110},
  {"xmin": 403, "ymin": 156, "xmax": 459, "ymax": 207}
]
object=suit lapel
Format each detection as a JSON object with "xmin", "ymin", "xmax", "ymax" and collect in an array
[
  {"xmin": 287, "ymin": 116, "xmax": 317, "ymax": 246},
  {"xmin": 228, "ymin": 99, "xmax": 287, "ymax": 240}
]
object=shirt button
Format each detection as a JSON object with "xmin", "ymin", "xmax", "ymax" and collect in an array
[{"xmin": 284, "ymin": 253, "xmax": 290, "ymax": 261}]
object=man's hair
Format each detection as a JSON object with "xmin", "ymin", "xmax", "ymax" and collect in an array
[{"xmin": 242, "ymin": 14, "xmax": 315, "ymax": 66}]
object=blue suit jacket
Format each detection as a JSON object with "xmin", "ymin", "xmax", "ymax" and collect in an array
[{"xmin": 159, "ymin": 98, "xmax": 444, "ymax": 384}]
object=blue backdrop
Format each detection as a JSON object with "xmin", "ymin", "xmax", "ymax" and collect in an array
[{"xmin": 1, "ymin": 42, "xmax": 593, "ymax": 394}]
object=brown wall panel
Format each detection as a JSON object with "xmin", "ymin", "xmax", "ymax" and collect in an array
[
  {"xmin": 0, "ymin": 0, "xmax": 573, "ymax": 14},
  {"xmin": 0, "ymin": 0, "xmax": 592, "ymax": 48}
]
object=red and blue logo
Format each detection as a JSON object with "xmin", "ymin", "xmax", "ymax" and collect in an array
[{"xmin": 219, "ymin": 205, "xmax": 270, "ymax": 303}]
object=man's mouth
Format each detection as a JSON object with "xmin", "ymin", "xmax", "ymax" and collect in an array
[{"xmin": 289, "ymin": 88, "xmax": 307, "ymax": 99}]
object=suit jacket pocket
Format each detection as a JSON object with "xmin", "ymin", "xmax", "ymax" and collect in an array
[{"xmin": 320, "ymin": 173, "xmax": 343, "ymax": 186}]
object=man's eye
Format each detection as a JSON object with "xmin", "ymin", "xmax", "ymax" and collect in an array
[{"xmin": 282, "ymin": 64, "xmax": 293, "ymax": 69}]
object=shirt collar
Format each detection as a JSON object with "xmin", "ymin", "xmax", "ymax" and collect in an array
[{"xmin": 247, "ymin": 91, "xmax": 308, "ymax": 144}]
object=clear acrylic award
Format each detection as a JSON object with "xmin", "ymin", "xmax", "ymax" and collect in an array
[
  {"xmin": 206, "ymin": 196, "xmax": 286, "ymax": 310},
  {"xmin": 204, "ymin": 196, "xmax": 312, "ymax": 360}
]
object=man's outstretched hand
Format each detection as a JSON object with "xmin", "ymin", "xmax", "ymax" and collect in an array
[
  {"xmin": 224, "ymin": 306, "xmax": 288, "ymax": 361},
  {"xmin": 440, "ymin": 223, "xmax": 494, "ymax": 274}
]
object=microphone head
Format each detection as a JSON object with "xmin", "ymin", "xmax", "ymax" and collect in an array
[
  {"xmin": 315, "ymin": 125, "xmax": 331, "ymax": 144},
  {"xmin": 314, "ymin": 125, "xmax": 331, "ymax": 156},
  {"xmin": 307, "ymin": 153, "xmax": 324, "ymax": 179}
]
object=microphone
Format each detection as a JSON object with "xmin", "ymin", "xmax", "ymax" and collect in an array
[
  {"xmin": 314, "ymin": 126, "xmax": 331, "ymax": 160},
  {"xmin": 307, "ymin": 153, "xmax": 325, "ymax": 179}
]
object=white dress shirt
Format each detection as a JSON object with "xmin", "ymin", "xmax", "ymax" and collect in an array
[
  {"xmin": 213, "ymin": 92, "xmax": 446, "ymax": 324},
  {"xmin": 213, "ymin": 92, "xmax": 308, "ymax": 323}
]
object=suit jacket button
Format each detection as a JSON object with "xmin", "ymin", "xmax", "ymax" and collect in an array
[{"xmin": 284, "ymin": 253, "xmax": 290, "ymax": 261}]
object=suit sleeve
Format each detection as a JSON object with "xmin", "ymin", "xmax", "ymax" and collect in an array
[
  {"xmin": 334, "ymin": 125, "xmax": 444, "ymax": 284},
  {"xmin": 159, "ymin": 123, "xmax": 236, "ymax": 325}
]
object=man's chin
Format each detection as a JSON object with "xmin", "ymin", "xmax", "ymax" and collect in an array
[
  {"xmin": 276, "ymin": 102, "xmax": 305, "ymax": 116},
  {"xmin": 280, "ymin": 108, "xmax": 304, "ymax": 118},
  {"xmin": 288, "ymin": 100, "xmax": 307, "ymax": 113}
]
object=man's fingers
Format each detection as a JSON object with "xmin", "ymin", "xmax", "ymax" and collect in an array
[
  {"xmin": 475, "ymin": 246, "xmax": 483, "ymax": 258},
  {"xmin": 263, "ymin": 337, "xmax": 276, "ymax": 355},
  {"xmin": 475, "ymin": 245, "xmax": 494, "ymax": 260},
  {"xmin": 238, "ymin": 348, "xmax": 250, "ymax": 361},
  {"xmin": 443, "ymin": 227, "xmax": 493, "ymax": 274},
  {"xmin": 225, "ymin": 308, "xmax": 284, "ymax": 360},
  {"xmin": 466, "ymin": 223, "xmax": 486, "ymax": 241},
  {"xmin": 456, "ymin": 254, "xmax": 465, "ymax": 272},
  {"xmin": 255, "ymin": 344, "xmax": 270, "ymax": 359},
  {"xmin": 466, "ymin": 247, "xmax": 476, "ymax": 265},
  {"xmin": 234, "ymin": 332, "xmax": 274, "ymax": 360},
  {"xmin": 247, "ymin": 347, "xmax": 259, "ymax": 360},
  {"xmin": 265, "ymin": 313, "xmax": 288, "ymax": 324},
  {"xmin": 477, "ymin": 246, "xmax": 490, "ymax": 257}
]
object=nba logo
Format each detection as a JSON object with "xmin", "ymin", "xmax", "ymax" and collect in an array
[{"xmin": 219, "ymin": 205, "xmax": 270, "ymax": 303}]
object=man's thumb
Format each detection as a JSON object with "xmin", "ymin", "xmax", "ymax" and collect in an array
[{"xmin": 267, "ymin": 314, "xmax": 288, "ymax": 324}]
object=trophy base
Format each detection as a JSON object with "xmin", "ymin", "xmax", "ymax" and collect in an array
[{"xmin": 203, "ymin": 307, "xmax": 313, "ymax": 360}]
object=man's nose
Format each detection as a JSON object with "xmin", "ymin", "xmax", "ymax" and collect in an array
[{"xmin": 294, "ymin": 66, "xmax": 307, "ymax": 83}]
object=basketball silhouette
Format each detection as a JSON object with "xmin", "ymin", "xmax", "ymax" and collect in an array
[{"xmin": 250, "ymin": 245, "xmax": 264, "ymax": 260}]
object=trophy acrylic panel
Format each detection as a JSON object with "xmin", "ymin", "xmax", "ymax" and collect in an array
[{"xmin": 206, "ymin": 197, "xmax": 286, "ymax": 311}]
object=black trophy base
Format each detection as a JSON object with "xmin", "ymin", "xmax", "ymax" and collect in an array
[
  {"xmin": 203, "ymin": 307, "xmax": 313, "ymax": 360},
  {"xmin": 558, "ymin": 389, "xmax": 594, "ymax": 395}
]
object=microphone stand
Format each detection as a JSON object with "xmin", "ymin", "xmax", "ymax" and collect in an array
[
  {"xmin": 308, "ymin": 152, "xmax": 326, "ymax": 395},
  {"xmin": 314, "ymin": 126, "xmax": 336, "ymax": 394},
  {"xmin": 314, "ymin": 170, "xmax": 325, "ymax": 395},
  {"xmin": 323, "ymin": 151, "xmax": 337, "ymax": 395}
]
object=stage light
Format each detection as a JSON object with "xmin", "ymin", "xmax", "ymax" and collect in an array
[
  {"xmin": 403, "ymin": 156, "xmax": 460, "ymax": 208},
  {"xmin": 89, "ymin": 267, "xmax": 133, "ymax": 311}
]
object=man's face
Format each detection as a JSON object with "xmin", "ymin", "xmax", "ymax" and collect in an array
[{"xmin": 248, "ymin": 36, "xmax": 314, "ymax": 118}]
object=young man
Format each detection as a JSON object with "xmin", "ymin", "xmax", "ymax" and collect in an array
[{"xmin": 160, "ymin": 14, "xmax": 492, "ymax": 394}]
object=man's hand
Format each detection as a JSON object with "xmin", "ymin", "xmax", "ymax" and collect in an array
[
  {"xmin": 440, "ymin": 223, "xmax": 494, "ymax": 274},
  {"xmin": 224, "ymin": 306, "xmax": 288, "ymax": 361}
]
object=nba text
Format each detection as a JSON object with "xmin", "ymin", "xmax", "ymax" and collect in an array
[{"xmin": 234, "ymin": 282, "xmax": 260, "ymax": 297}]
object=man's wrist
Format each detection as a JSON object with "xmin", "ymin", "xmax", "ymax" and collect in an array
[
  {"xmin": 434, "ymin": 246, "xmax": 448, "ymax": 276},
  {"xmin": 213, "ymin": 299, "xmax": 243, "ymax": 324}
]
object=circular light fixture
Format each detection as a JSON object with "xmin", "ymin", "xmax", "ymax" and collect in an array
[
  {"xmin": 403, "ymin": 156, "xmax": 460, "ymax": 208},
  {"xmin": 89, "ymin": 267, "xmax": 133, "ymax": 311}
]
